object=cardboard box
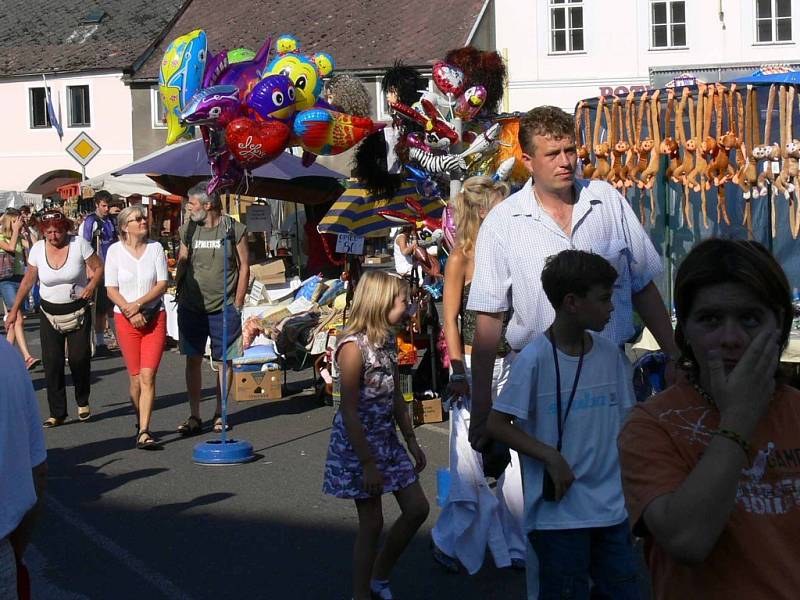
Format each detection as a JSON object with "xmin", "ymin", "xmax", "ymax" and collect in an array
[
  {"xmin": 413, "ymin": 397, "xmax": 444, "ymax": 425},
  {"xmin": 233, "ymin": 369, "xmax": 283, "ymax": 401},
  {"xmin": 365, "ymin": 254, "xmax": 391, "ymax": 265},
  {"xmin": 250, "ymin": 260, "xmax": 286, "ymax": 285}
]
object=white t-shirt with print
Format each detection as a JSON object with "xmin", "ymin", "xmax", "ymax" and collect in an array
[
  {"xmin": 0, "ymin": 337, "xmax": 46, "ymax": 539},
  {"xmin": 28, "ymin": 236, "xmax": 94, "ymax": 304},
  {"xmin": 104, "ymin": 241, "xmax": 168, "ymax": 314},
  {"xmin": 493, "ymin": 331, "xmax": 635, "ymax": 532}
]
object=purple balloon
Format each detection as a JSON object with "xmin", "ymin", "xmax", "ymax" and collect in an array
[
  {"xmin": 213, "ymin": 37, "xmax": 272, "ymax": 99},
  {"xmin": 246, "ymin": 75, "xmax": 296, "ymax": 122}
]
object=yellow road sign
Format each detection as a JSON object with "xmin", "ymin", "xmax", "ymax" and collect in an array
[{"xmin": 66, "ymin": 132, "xmax": 101, "ymax": 166}]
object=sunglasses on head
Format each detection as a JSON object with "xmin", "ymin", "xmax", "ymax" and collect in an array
[{"xmin": 40, "ymin": 211, "xmax": 67, "ymax": 222}]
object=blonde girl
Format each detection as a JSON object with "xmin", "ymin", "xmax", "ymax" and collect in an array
[
  {"xmin": 322, "ymin": 270, "xmax": 429, "ymax": 600},
  {"xmin": 0, "ymin": 209, "xmax": 39, "ymax": 369},
  {"xmin": 431, "ymin": 176, "xmax": 527, "ymax": 573}
]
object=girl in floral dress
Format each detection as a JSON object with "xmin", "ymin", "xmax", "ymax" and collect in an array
[{"xmin": 323, "ymin": 270, "xmax": 429, "ymax": 600}]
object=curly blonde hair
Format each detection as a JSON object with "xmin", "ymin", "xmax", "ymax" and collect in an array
[{"xmin": 454, "ymin": 176, "xmax": 509, "ymax": 257}]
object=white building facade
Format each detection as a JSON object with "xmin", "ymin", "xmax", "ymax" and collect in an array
[
  {"xmin": 0, "ymin": 71, "xmax": 135, "ymax": 193},
  {"xmin": 493, "ymin": 0, "xmax": 800, "ymax": 112}
]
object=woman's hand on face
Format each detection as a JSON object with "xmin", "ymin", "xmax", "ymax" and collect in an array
[
  {"xmin": 11, "ymin": 217, "xmax": 22, "ymax": 234},
  {"xmin": 708, "ymin": 329, "xmax": 780, "ymax": 437}
]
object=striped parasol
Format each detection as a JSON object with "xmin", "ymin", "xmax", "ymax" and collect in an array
[{"xmin": 318, "ymin": 179, "xmax": 446, "ymax": 238}]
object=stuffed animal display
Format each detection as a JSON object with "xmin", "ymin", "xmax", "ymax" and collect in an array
[{"xmin": 576, "ymin": 83, "xmax": 800, "ymax": 237}]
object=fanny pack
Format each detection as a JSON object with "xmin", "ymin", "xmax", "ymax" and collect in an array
[{"xmin": 41, "ymin": 305, "xmax": 87, "ymax": 333}]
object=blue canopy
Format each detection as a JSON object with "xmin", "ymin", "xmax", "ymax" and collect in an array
[{"xmin": 729, "ymin": 69, "xmax": 800, "ymax": 85}]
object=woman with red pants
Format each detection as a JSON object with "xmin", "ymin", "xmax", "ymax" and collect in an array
[{"xmin": 105, "ymin": 205, "xmax": 168, "ymax": 449}]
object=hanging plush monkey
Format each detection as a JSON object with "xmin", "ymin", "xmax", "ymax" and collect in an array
[
  {"xmin": 671, "ymin": 87, "xmax": 694, "ymax": 227},
  {"xmin": 753, "ymin": 84, "xmax": 780, "ymax": 200},
  {"xmin": 659, "ymin": 89, "xmax": 680, "ymax": 181},
  {"xmin": 591, "ymin": 96, "xmax": 611, "ymax": 180},
  {"xmin": 608, "ymin": 97, "xmax": 630, "ymax": 189},
  {"xmin": 576, "ymin": 100, "xmax": 595, "ymax": 179},
  {"xmin": 686, "ymin": 83, "xmax": 709, "ymax": 194},
  {"xmin": 640, "ymin": 89, "xmax": 662, "ymax": 189},
  {"xmin": 630, "ymin": 92, "xmax": 653, "ymax": 188}
]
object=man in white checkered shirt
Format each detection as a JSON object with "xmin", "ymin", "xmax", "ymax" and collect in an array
[{"xmin": 466, "ymin": 106, "xmax": 679, "ymax": 452}]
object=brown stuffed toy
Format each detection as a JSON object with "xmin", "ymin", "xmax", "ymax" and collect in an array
[{"xmin": 591, "ymin": 96, "xmax": 611, "ymax": 180}]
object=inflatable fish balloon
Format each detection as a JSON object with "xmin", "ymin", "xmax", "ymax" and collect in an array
[
  {"xmin": 292, "ymin": 108, "xmax": 384, "ymax": 156},
  {"xmin": 180, "ymin": 85, "xmax": 241, "ymax": 129},
  {"xmin": 246, "ymin": 75, "xmax": 297, "ymax": 122},
  {"xmin": 159, "ymin": 29, "xmax": 208, "ymax": 145}
]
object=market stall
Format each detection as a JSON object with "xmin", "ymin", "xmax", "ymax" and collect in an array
[{"xmin": 572, "ymin": 67, "xmax": 800, "ymax": 303}]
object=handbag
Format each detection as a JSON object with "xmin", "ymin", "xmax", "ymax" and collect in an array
[
  {"xmin": 40, "ymin": 305, "xmax": 86, "ymax": 333},
  {"xmin": 0, "ymin": 249, "xmax": 14, "ymax": 280},
  {"xmin": 139, "ymin": 301, "xmax": 163, "ymax": 324}
]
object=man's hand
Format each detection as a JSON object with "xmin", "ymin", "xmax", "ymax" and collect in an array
[
  {"xmin": 544, "ymin": 447, "xmax": 575, "ymax": 502},
  {"xmin": 4, "ymin": 308, "xmax": 19, "ymax": 329}
]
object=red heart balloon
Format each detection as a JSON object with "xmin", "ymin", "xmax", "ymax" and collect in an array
[
  {"xmin": 225, "ymin": 117, "xmax": 290, "ymax": 168},
  {"xmin": 432, "ymin": 61, "xmax": 465, "ymax": 97}
]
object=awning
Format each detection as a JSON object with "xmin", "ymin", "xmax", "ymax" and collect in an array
[{"xmin": 27, "ymin": 176, "xmax": 80, "ymax": 197}]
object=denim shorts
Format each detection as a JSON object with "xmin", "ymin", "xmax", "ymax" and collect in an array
[
  {"xmin": 0, "ymin": 277, "xmax": 21, "ymax": 311},
  {"xmin": 177, "ymin": 304, "xmax": 242, "ymax": 361}
]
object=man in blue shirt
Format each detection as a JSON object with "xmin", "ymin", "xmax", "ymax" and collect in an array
[{"xmin": 81, "ymin": 190, "xmax": 118, "ymax": 356}]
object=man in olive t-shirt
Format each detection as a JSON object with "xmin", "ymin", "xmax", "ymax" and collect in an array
[{"xmin": 175, "ymin": 183, "xmax": 249, "ymax": 435}]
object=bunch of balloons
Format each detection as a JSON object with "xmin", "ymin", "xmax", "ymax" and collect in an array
[{"xmin": 159, "ymin": 32, "xmax": 385, "ymax": 194}]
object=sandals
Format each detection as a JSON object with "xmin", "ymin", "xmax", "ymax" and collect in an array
[
  {"xmin": 213, "ymin": 414, "xmax": 232, "ymax": 433},
  {"xmin": 43, "ymin": 417, "xmax": 65, "ymax": 428},
  {"xmin": 177, "ymin": 415, "xmax": 203, "ymax": 437},
  {"xmin": 136, "ymin": 430, "xmax": 162, "ymax": 450},
  {"xmin": 25, "ymin": 356, "xmax": 41, "ymax": 371},
  {"xmin": 78, "ymin": 406, "xmax": 91, "ymax": 422}
]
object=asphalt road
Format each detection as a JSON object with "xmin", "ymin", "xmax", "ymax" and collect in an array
[{"xmin": 19, "ymin": 313, "xmax": 527, "ymax": 600}]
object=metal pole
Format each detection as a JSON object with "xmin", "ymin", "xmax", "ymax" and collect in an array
[{"xmin": 294, "ymin": 201, "xmax": 302, "ymax": 279}]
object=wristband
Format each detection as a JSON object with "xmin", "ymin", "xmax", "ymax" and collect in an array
[{"xmin": 712, "ymin": 428, "xmax": 751, "ymax": 463}]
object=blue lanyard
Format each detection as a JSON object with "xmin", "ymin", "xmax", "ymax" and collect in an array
[{"xmin": 549, "ymin": 326, "xmax": 585, "ymax": 452}]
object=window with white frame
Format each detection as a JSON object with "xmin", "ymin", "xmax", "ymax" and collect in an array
[
  {"xmin": 29, "ymin": 88, "xmax": 52, "ymax": 128},
  {"xmin": 756, "ymin": 0, "xmax": 792, "ymax": 43},
  {"xmin": 651, "ymin": 0, "xmax": 687, "ymax": 48},
  {"xmin": 151, "ymin": 88, "xmax": 168, "ymax": 128},
  {"xmin": 67, "ymin": 85, "xmax": 91, "ymax": 127},
  {"xmin": 550, "ymin": 0, "xmax": 584, "ymax": 53}
]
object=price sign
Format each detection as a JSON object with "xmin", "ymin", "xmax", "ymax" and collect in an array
[
  {"xmin": 335, "ymin": 233, "xmax": 365, "ymax": 255},
  {"xmin": 246, "ymin": 204, "xmax": 272, "ymax": 233}
]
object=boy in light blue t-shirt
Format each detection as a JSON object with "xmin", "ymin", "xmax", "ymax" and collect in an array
[{"xmin": 488, "ymin": 250, "xmax": 639, "ymax": 599}]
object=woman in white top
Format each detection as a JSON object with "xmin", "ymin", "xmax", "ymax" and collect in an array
[
  {"xmin": 6, "ymin": 210, "xmax": 103, "ymax": 427},
  {"xmin": 393, "ymin": 225, "xmax": 415, "ymax": 276},
  {"xmin": 105, "ymin": 205, "xmax": 168, "ymax": 450}
]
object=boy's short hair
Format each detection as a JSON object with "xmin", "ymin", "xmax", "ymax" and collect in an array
[
  {"xmin": 94, "ymin": 190, "xmax": 113, "ymax": 205},
  {"xmin": 541, "ymin": 250, "xmax": 618, "ymax": 309}
]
